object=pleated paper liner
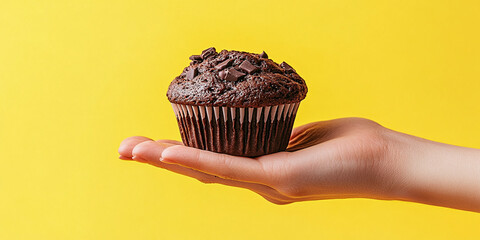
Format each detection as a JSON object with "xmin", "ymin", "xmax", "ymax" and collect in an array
[{"xmin": 171, "ymin": 102, "xmax": 300, "ymax": 157}]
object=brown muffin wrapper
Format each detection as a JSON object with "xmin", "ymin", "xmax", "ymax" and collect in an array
[{"xmin": 171, "ymin": 102, "xmax": 300, "ymax": 157}]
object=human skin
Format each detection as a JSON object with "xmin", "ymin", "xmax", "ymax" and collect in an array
[{"xmin": 118, "ymin": 118, "xmax": 480, "ymax": 212}]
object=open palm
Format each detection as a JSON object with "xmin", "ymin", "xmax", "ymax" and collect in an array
[{"xmin": 118, "ymin": 118, "xmax": 395, "ymax": 204}]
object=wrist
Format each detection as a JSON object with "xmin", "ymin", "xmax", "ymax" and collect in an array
[
  {"xmin": 382, "ymin": 130, "xmax": 480, "ymax": 211},
  {"xmin": 364, "ymin": 128, "xmax": 413, "ymax": 201}
]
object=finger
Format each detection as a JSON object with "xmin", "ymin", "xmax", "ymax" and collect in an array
[
  {"xmin": 118, "ymin": 136, "xmax": 153, "ymax": 158},
  {"xmin": 130, "ymin": 141, "xmax": 295, "ymax": 202},
  {"xmin": 132, "ymin": 140, "xmax": 172, "ymax": 162},
  {"xmin": 159, "ymin": 159, "xmax": 311, "ymax": 204},
  {"xmin": 289, "ymin": 122, "xmax": 319, "ymax": 140},
  {"xmin": 287, "ymin": 131, "xmax": 323, "ymax": 152},
  {"xmin": 258, "ymin": 194, "xmax": 293, "ymax": 205},
  {"xmin": 287, "ymin": 122, "xmax": 336, "ymax": 152},
  {"xmin": 160, "ymin": 145, "xmax": 268, "ymax": 184},
  {"xmin": 155, "ymin": 139, "xmax": 183, "ymax": 145},
  {"xmin": 155, "ymin": 162, "xmax": 296, "ymax": 203},
  {"xmin": 132, "ymin": 141, "xmax": 316, "ymax": 202}
]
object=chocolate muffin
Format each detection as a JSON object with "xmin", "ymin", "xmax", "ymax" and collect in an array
[{"xmin": 167, "ymin": 47, "xmax": 307, "ymax": 157}]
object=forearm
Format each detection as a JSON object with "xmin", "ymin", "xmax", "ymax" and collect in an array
[{"xmin": 389, "ymin": 131, "xmax": 480, "ymax": 212}]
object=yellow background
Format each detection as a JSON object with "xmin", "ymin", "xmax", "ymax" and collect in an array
[{"xmin": 1, "ymin": 0, "xmax": 479, "ymax": 239}]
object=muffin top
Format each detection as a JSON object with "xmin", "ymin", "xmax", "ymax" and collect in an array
[{"xmin": 167, "ymin": 48, "xmax": 307, "ymax": 107}]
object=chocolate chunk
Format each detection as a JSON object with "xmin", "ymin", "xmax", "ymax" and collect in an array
[
  {"xmin": 239, "ymin": 60, "xmax": 259, "ymax": 74},
  {"xmin": 201, "ymin": 47, "xmax": 217, "ymax": 59},
  {"xmin": 280, "ymin": 61, "xmax": 292, "ymax": 69},
  {"xmin": 218, "ymin": 70, "xmax": 226, "ymax": 80},
  {"xmin": 280, "ymin": 61, "xmax": 296, "ymax": 73},
  {"xmin": 225, "ymin": 69, "xmax": 245, "ymax": 82},
  {"xmin": 215, "ymin": 59, "xmax": 233, "ymax": 70},
  {"xmin": 186, "ymin": 67, "xmax": 198, "ymax": 80},
  {"xmin": 189, "ymin": 55, "xmax": 202, "ymax": 61},
  {"xmin": 259, "ymin": 51, "xmax": 268, "ymax": 59}
]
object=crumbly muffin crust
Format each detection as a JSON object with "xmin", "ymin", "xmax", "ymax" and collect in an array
[{"xmin": 167, "ymin": 48, "xmax": 307, "ymax": 107}]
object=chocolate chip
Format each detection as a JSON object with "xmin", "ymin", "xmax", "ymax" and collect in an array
[
  {"xmin": 218, "ymin": 70, "xmax": 226, "ymax": 80},
  {"xmin": 239, "ymin": 60, "xmax": 259, "ymax": 74},
  {"xmin": 215, "ymin": 59, "xmax": 233, "ymax": 70},
  {"xmin": 280, "ymin": 61, "xmax": 291, "ymax": 69},
  {"xmin": 189, "ymin": 55, "xmax": 202, "ymax": 61},
  {"xmin": 225, "ymin": 69, "xmax": 245, "ymax": 82},
  {"xmin": 258, "ymin": 51, "xmax": 268, "ymax": 59},
  {"xmin": 186, "ymin": 67, "xmax": 198, "ymax": 80},
  {"xmin": 280, "ymin": 61, "xmax": 296, "ymax": 73},
  {"xmin": 201, "ymin": 47, "xmax": 217, "ymax": 59}
]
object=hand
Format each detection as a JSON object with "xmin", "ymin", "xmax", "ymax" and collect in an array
[
  {"xmin": 118, "ymin": 118, "xmax": 399, "ymax": 204},
  {"xmin": 118, "ymin": 117, "xmax": 480, "ymax": 211}
]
